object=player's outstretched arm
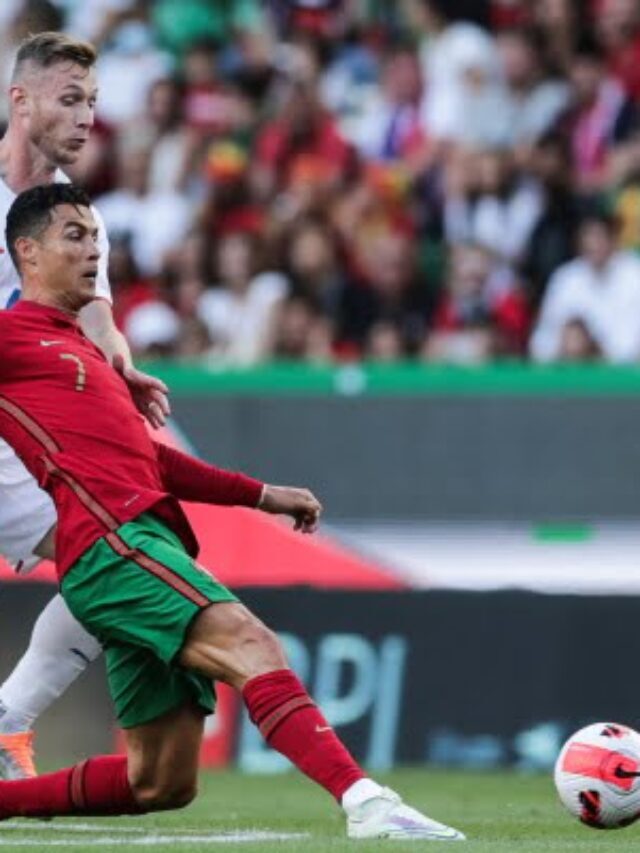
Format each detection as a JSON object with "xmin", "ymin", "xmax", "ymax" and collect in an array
[
  {"xmin": 79, "ymin": 299, "xmax": 170, "ymax": 428},
  {"xmin": 155, "ymin": 443, "xmax": 322, "ymax": 532}
]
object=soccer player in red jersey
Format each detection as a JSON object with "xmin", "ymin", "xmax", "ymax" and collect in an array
[
  {"xmin": 0, "ymin": 31, "xmax": 170, "ymax": 780},
  {"xmin": 0, "ymin": 183, "xmax": 464, "ymax": 842}
]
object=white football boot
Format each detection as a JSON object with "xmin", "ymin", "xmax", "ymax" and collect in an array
[{"xmin": 346, "ymin": 787, "xmax": 465, "ymax": 841}]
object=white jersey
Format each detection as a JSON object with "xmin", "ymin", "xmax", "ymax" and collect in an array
[{"xmin": 0, "ymin": 171, "xmax": 112, "ymax": 567}]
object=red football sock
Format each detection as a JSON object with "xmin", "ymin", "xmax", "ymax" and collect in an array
[
  {"xmin": 0, "ymin": 755, "xmax": 142, "ymax": 820},
  {"xmin": 243, "ymin": 669, "xmax": 365, "ymax": 801}
]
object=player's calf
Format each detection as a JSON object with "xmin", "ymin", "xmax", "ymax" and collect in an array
[{"xmin": 124, "ymin": 703, "xmax": 204, "ymax": 813}]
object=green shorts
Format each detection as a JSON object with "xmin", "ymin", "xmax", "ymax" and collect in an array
[{"xmin": 61, "ymin": 512, "xmax": 238, "ymax": 728}]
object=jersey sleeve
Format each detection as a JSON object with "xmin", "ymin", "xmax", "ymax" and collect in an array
[
  {"xmin": 91, "ymin": 204, "xmax": 112, "ymax": 304},
  {"xmin": 154, "ymin": 441, "xmax": 264, "ymax": 507}
]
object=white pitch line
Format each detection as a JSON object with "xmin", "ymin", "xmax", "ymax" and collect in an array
[
  {"xmin": 5, "ymin": 823, "xmax": 147, "ymax": 834},
  {"xmin": 0, "ymin": 830, "xmax": 309, "ymax": 846}
]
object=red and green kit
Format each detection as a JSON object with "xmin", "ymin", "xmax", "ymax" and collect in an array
[{"xmin": 0, "ymin": 300, "xmax": 264, "ymax": 726}]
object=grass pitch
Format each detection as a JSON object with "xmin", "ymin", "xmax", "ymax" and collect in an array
[{"xmin": 1, "ymin": 768, "xmax": 639, "ymax": 851}]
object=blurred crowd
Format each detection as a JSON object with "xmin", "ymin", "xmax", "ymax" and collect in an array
[{"xmin": 4, "ymin": 0, "xmax": 640, "ymax": 365}]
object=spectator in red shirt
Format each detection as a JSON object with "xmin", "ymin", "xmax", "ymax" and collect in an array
[
  {"xmin": 251, "ymin": 78, "xmax": 357, "ymax": 200},
  {"xmin": 427, "ymin": 243, "xmax": 530, "ymax": 362},
  {"xmin": 182, "ymin": 39, "xmax": 231, "ymax": 136},
  {"xmin": 594, "ymin": 0, "xmax": 640, "ymax": 101},
  {"xmin": 108, "ymin": 236, "xmax": 157, "ymax": 332}
]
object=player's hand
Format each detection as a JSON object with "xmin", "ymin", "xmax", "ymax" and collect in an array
[
  {"xmin": 258, "ymin": 485, "xmax": 322, "ymax": 533},
  {"xmin": 112, "ymin": 354, "xmax": 171, "ymax": 429}
]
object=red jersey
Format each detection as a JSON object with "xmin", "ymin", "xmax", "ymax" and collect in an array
[{"xmin": 0, "ymin": 300, "xmax": 263, "ymax": 579}]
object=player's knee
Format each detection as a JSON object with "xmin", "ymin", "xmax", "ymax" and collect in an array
[
  {"xmin": 259, "ymin": 624, "xmax": 287, "ymax": 670},
  {"xmin": 240, "ymin": 618, "xmax": 287, "ymax": 674},
  {"xmin": 131, "ymin": 778, "xmax": 198, "ymax": 812}
]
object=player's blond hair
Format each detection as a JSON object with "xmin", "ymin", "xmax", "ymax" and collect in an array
[{"xmin": 12, "ymin": 31, "xmax": 97, "ymax": 81}]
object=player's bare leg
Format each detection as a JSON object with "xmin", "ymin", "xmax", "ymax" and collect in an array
[
  {"xmin": 0, "ymin": 527, "xmax": 102, "ymax": 780},
  {"xmin": 124, "ymin": 704, "xmax": 203, "ymax": 811},
  {"xmin": 180, "ymin": 601, "xmax": 465, "ymax": 841}
]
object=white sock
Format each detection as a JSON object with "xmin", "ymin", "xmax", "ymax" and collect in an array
[
  {"xmin": 0, "ymin": 703, "xmax": 33, "ymax": 734},
  {"xmin": 342, "ymin": 778, "xmax": 385, "ymax": 811},
  {"xmin": 0, "ymin": 594, "xmax": 102, "ymax": 732}
]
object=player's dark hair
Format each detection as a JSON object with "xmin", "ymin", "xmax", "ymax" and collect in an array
[
  {"xmin": 12, "ymin": 31, "xmax": 96, "ymax": 81},
  {"xmin": 5, "ymin": 183, "xmax": 92, "ymax": 272}
]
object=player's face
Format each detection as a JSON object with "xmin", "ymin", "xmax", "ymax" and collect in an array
[
  {"xmin": 19, "ymin": 62, "xmax": 98, "ymax": 166},
  {"xmin": 31, "ymin": 204, "xmax": 100, "ymax": 312}
]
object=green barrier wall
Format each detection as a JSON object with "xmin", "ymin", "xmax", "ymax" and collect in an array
[{"xmin": 145, "ymin": 362, "xmax": 640, "ymax": 397}]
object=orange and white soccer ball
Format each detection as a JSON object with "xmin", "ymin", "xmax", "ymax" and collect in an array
[{"xmin": 554, "ymin": 723, "xmax": 640, "ymax": 829}]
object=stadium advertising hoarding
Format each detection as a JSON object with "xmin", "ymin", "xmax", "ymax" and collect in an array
[{"xmin": 232, "ymin": 588, "xmax": 640, "ymax": 772}]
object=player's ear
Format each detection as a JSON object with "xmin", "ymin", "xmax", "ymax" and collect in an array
[
  {"xmin": 14, "ymin": 236, "xmax": 38, "ymax": 271},
  {"xmin": 8, "ymin": 84, "xmax": 30, "ymax": 118}
]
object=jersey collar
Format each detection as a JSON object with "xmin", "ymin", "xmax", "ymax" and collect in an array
[{"xmin": 12, "ymin": 299, "xmax": 79, "ymax": 328}]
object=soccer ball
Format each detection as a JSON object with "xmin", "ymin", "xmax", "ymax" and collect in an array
[{"xmin": 554, "ymin": 723, "xmax": 640, "ymax": 829}]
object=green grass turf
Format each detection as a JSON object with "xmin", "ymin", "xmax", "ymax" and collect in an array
[{"xmin": 2, "ymin": 768, "xmax": 639, "ymax": 851}]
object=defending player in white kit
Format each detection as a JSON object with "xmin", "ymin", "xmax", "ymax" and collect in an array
[{"xmin": 0, "ymin": 32, "xmax": 169, "ymax": 779}]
